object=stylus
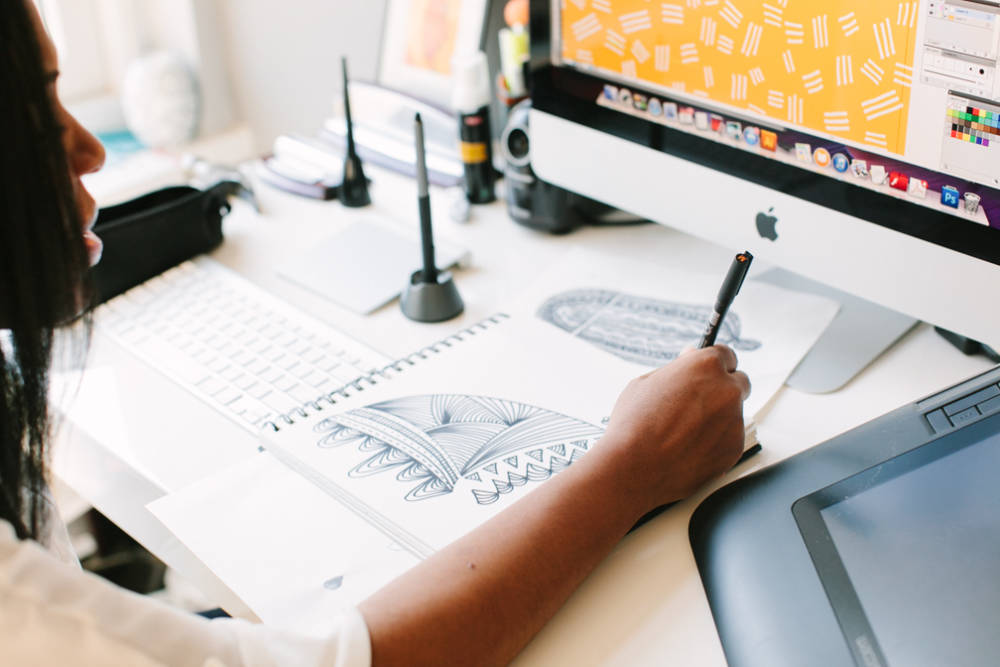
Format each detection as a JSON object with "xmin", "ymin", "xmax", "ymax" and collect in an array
[
  {"xmin": 699, "ymin": 251, "xmax": 753, "ymax": 348},
  {"xmin": 414, "ymin": 113, "xmax": 438, "ymax": 284}
]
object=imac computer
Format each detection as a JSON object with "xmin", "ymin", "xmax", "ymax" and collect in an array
[{"xmin": 527, "ymin": 0, "xmax": 1000, "ymax": 385}]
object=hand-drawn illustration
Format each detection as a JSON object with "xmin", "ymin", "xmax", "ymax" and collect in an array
[
  {"xmin": 314, "ymin": 395, "xmax": 605, "ymax": 505},
  {"xmin": 536, "ymin": 288, "xmax": 761, "ymax": 366},
  {"xmin": 323, "ymin": 576, "xmax": 344, "ymax": 591}
]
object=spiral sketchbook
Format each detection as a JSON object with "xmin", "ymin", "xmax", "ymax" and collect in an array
[{"xmin": 254, "ymin": 260, "xmax": 839, "ymax": 559}]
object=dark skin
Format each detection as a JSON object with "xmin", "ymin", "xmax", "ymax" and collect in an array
[
  {"xmin": 359, "ymin": 347, "xmax": 749, "ymax": 666},
  {"xmin": 27, "ymin": 3, "xmax": 751, "ymax": 664}
]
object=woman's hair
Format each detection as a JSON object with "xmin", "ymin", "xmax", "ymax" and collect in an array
[{"xmin": 0, "ymin": 1, "xmax": 93, "ymax": 540}]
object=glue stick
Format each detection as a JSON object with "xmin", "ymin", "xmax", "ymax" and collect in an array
[{"xmin": 452, "ymin": 52, "xmax": 496, "ymax": 204}]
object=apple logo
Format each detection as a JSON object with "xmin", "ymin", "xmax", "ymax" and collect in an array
[{"xmin": 756, "ymin": 207, "xmax": 778, "ymax": 241}]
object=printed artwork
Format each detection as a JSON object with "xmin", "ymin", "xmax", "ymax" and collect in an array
[
  {"xmin": 406, "ymin": 0, "xmax": 463, "ymax": 74},
  {"xmin": 314, "ymin": 395, "xmax": 605, "ymax": 506},
  {"xmin": 537, "ymin": 288, "xmax": 762, "ymax": 365},
  {"xmin": 561, "ymin": 0, "xmax": 919, "ymax": 154}
]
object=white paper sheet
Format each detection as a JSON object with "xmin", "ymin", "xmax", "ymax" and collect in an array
[
  {"xmin": 147, "ymin": 452, "xmax": 419, "ymax": 636},
  {"xmin": 508, "ymin": 249, "xmax": 842, "ymax": 419}
]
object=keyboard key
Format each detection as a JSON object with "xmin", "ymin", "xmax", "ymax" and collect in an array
[
  {"xmin": 292, "ymin": 364, "xmax": 319, "ymax": 381},
  {"xmin": 236, "ymin": 376, "xmax": 259, "ymax": 392},
  {"xmin": 213, "ymin": 386, "xmax": 243, "ymax": 406},
  {"xmin": 249, "ymin": 385, "xmax": 273, "ymax": 401},
  {"xmin": 287, "ymin": 383, "xmax": 319, "ymax": 404},
  {"xmin": 221, "ymin": 367, "xmax": 245, "ymax": 383},
  {"xmin": 259, "ymin": 390, "xmax": 300, "ymax": 414},
  {"xmin": 258, "ymin": 365, "xmax": 282, "ymax": 384},
  {"xmin": 196, "ymin": 376, "xmax": 226, "ymax": 397},
  {"xmin": 272, "ymin": 374, "xmax": 298, "ymax": 392}
]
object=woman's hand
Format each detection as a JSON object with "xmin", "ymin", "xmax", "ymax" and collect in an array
[{"xmin": 598, "ymin": 345, "xmax": 751, "ymax": 515}]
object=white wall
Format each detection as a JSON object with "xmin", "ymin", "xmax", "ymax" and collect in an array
[{"xmin": 216, "ymin": 0, "xmax": 387, "ymax": 152}]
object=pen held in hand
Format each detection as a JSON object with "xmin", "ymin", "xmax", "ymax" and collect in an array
[{"xmin": 699, "ymin": 251, "xmax": 754, "ymax": 348}]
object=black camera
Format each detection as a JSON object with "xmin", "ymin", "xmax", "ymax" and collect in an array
[{"xmin": 500, "ymin": 100, "xmax": 613, "ymax": 234}]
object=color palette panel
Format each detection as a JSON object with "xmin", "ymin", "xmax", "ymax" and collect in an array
[{"xmin": 948, "ymin": 106, "xmax": 998, "ymax": 147}]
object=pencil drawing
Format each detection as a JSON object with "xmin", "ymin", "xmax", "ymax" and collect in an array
[
  {"xmin": 536, "ymin": 288, "xmax": 761, "ymax": 365},
  {"xmin": 314, "ymin": 395, "xmax": 604, "ymax": 505}
]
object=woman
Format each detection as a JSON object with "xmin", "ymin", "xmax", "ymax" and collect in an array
[{"xmin": 0, "ymin": 2, "xmax": 750, "ymax": 665}]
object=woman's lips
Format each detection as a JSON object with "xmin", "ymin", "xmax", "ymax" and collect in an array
[{"xmin": 83, "ymin": 228, "xmax": 103, "ymax": 266}]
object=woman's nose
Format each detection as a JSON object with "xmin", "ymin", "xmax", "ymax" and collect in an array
[{"xmin": 66, "ymin": 116, "xmax": 106, "ymax": 176}]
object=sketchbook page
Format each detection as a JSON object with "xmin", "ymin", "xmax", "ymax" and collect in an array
[
  {"xmin": 264, "ymin": 312, "xmax": 653, "ymax": 558},
  {"xmin": 507, "ymin": 248, "xmax": 840, "ymax": 419},
  {"xmin": 147, "ymin": 451, "xmax": 419, "ymax": 636}
]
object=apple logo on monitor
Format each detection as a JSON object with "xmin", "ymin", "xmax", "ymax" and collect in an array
[{"xmin": 756, "ymin": 207, "xmax": 778, "ymax": 241}]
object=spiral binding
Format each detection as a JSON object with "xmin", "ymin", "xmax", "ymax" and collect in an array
[{"xmin": 263, "ymin": 313, "xmax": 510, "ymax": 432}]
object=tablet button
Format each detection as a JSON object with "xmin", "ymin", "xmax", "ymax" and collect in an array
[
  {"xmin": 949, "ymin": 406, "xmax": 981, "ymax": 427},
  {"xmin": 944, "ymin": 384, "xmax": 1000, "ymax": 416},
  {"xmin": 925, "ymin": 409, "xmax": 951, "ymax": 433}
]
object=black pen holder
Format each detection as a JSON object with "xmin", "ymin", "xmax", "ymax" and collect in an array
[{"xmin": 400, "ymin": 270, "xmax": 464, "ymax": 323}]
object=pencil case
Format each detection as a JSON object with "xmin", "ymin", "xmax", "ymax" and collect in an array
[{"xmin": 89, "ymin": 181, "xmax": 245, "ymax": 304}]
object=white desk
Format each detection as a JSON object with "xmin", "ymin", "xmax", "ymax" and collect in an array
[{"xmin": 53, "ymin": 164, "xmax": 995, "ymax": 665}]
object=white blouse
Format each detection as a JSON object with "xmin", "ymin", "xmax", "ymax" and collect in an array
[{"xmin": 0, "ymin": 519, "xmax": 371, "ymax": 666}]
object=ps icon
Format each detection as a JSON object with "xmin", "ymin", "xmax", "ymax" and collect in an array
[{"xmin": 756, "ymin": 207, "xmax": 778, "ymax": 241}]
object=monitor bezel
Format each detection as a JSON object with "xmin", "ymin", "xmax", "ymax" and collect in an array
[{"xmin": 528, "ymin": 3, "xmax": 1000, "ymax": 267}]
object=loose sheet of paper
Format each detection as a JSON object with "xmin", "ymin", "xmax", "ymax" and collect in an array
[
  {"xmin": 509, "ymin": 248, "xmax": 841, "ymax": 419},
  {"xmin": 147, "ymin": 451, "xmax": 419, "ymax": 636}
]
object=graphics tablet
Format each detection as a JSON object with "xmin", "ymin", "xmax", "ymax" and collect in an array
[{"xmin": 691, "ymin": 366, "xmax": 1000, "ymax": 667}]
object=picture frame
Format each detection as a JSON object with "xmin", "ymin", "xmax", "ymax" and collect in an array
[{"xmin": 378, "ymin": 0, "xmax": 490, "ymax": 108}]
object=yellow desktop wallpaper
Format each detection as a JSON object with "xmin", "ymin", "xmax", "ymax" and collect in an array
[{"xmin": 561, "ymin": 0, "xmax": 920, "ymax": 154}]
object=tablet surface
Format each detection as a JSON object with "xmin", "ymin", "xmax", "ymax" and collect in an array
[{"xmin": 793, "ymin": 413, "xmax": 1000, "ymax": 667}]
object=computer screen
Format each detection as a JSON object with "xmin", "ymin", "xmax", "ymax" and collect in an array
[
  {"xmin": 792, "ymin": 412, "xmax": 1000, "ymax": 665},
  {"xmin": 528, "ymin": 0, "xmax": 1000, "ymax": 347}
]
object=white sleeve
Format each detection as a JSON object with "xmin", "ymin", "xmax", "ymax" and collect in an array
[{"xmin": 0, "ymin": 521, "xmax": 371, "ymax": 667}]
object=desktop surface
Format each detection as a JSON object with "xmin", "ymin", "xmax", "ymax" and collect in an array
[{"xmin": 52, "ymin": 163, "xmax": 996, "ymax": 665}]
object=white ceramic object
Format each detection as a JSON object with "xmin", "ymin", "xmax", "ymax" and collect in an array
[{"xmin": 121, "ymin": 51, "xmax": 200, "ymax": 148}]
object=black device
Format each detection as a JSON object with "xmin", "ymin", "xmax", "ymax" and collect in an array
[
  {"xmin": 400, "ymin": 114, "xmax": 464, "ymax": 323},
  {"xmin": 500, "ymin": 100, "xmax": 640, "ymax": 234},
  {"xmin": 89, "ymin": 182, "xmax": 245, "ymax": 304},
  {"xmin": 690, "ymin": 365, "xmax": 1000, "ymax": 666},
  {"xmin": 699, "ymin": 251, "xmax": 753, "ymax": 348},
  {"xmin": 339, "ymin": 57, "xmax": 371, "ymax": 208}
]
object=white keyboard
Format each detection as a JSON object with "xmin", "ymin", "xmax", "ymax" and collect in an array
[{"xmin": 96, "ymin": 258, "xmax": 391, "ymax": 431}]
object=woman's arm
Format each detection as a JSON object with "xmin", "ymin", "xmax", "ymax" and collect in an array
[{"xmin": 359, "ymin": 346, "xmax": 750, "ymax": 666}]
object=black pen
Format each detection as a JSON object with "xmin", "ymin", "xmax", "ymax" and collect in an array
[
  {"xmin": 414, "ymin": 113, "xmax": 438, "ymax": 284},
  {"xmin": 699, "ymin": 251, "xmax": 753, "ymax": 348}
]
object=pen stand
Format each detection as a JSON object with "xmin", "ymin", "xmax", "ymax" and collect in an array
[{"xmin": 400, "ymin": 270, "xmax": 464, "ymax": 322}]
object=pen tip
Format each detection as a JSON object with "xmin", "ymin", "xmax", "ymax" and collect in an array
[{"xmin": 414, "ymin": 112, "xmax": 422, "ymax": 125}]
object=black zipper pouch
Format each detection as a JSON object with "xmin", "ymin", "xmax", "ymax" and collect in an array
[{"xmin": 89, "ymin": 181, "xmax": 244, "ymax": 304}]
